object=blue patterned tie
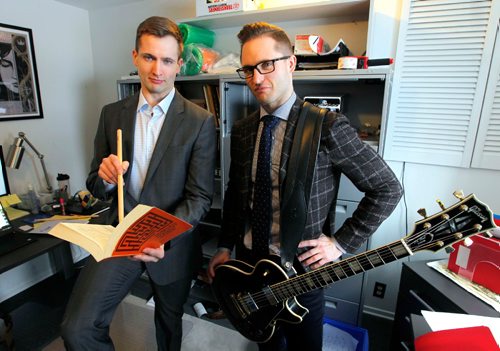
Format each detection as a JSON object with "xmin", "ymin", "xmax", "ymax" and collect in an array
[{"xmin": 251, "ymin": 115, "xmax": 279, "ymax": 255}]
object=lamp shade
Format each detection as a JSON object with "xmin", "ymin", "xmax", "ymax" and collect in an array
[{"xmin": 6, "ymin": 137, "xmax": 25, "ymax": 169}]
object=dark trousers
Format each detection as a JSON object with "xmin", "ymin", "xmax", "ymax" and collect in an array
[{"xmin": 61, "ymin": 257, "xmax": 192, "ymax": 351}]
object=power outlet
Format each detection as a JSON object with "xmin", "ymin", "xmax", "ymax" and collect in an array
[{"xmin": 373, "ymin": 282, "xmax": 386, "ymax": 299}]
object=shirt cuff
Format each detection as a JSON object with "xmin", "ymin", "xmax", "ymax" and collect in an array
[
  {"xmin": 330, "ymin": 236, "xmax": 346, "ymax": 254},
  {"xmin": 216, "ymin": 247, "xmax": 232, "ymax": 255},
  {"xmin": 102, "ymin": 179, "xmax": 116, "ymax": 192}
]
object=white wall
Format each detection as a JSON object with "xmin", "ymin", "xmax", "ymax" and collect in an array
[
  {"xmin": 362, "ymin": 161, "xmax": 500, "ymax": 318},
  {"xmin": 0, "ymin": 0, "xmax": 96, "ymax": 195},
  {"xmin": 87, "ymin": 0, "xmax": 195, "ymax": 112},
  {"xmin": 0, "ymin": 0, "xmax": 95, "ymax": 301}
]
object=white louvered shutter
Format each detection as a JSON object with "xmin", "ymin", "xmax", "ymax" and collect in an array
[
  {"xmin": 384, "ymin": 0, "xmax": 499, "ymax": 167},
  {"xmin": 472, "ymin": 18, "xmax": 500, "ymax": 170}
]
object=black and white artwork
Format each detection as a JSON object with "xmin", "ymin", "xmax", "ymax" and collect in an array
[{"xmin": 0, "ymin": 23, "xmax": 43, "ymax": 121}]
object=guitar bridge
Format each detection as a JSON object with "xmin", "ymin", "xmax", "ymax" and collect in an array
[{"xmin": 231, "ymin": 292, "xmax": 259, "ymax": 318}]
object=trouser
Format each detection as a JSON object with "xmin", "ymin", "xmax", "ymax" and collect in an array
[{"xmin": 61, "ymin": 256, "xmax": 192, "ymax": 351}]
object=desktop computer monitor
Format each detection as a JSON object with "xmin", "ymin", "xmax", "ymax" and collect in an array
[{"xmin": 0, "ymin": 145, "xmax": 11, "ymax": 197}]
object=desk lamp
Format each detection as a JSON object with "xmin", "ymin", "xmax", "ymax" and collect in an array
[{"xmin": 6, "ymin": 132, "xmax": 53, "ymax": 193}]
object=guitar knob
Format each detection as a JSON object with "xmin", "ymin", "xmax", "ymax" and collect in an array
[
  {"xmin": 445, "ymin": 246, "xmax": 455, "ymax": 254},
  {"xmin": 453, "ymin": 190, "xmax": 465, "ymax": 200},
  {"xmin": 483, "ymin": 231, "xmax": 493, "ymax": 238},
  {"xmin": 436, "ymin": 199, "xmax": 446, "ymax": 211},
  {"xmin": 417, "ymin": 208, "xmax": 427, "ymax": 218}
]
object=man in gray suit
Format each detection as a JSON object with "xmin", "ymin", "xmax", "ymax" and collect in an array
[
  {"xmin": 61, "ymin": 16, "xmax": 216, "ymax": 351},
  {"xmin": 208, "ymin": 22, "xmax": 402, "ymax": 350}
]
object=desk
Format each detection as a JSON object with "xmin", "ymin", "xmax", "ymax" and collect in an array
[
  {"xmin": 0, "ymin": 224, "xmax": 74, "ymax": 316},
  {"xmin": 390, "ymin": 260, "xmax": 499, "ymax": 351},
  {"xmin": 0, "ymin": 232, "xmax": 73, "ymax": 278}
]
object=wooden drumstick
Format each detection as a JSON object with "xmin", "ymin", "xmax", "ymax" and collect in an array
[{"xmin": 117, "ymin": 129, "xmax": 124, "ymax": 223}]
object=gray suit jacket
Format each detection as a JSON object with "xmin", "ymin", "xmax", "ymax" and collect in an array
[
  {"xmin": 219, "ymin": 97, "xmax": 402, "ymax": 257},
  {"xmin": 87, "ymin": 91, "xmax": 217, "ymax": 284}
]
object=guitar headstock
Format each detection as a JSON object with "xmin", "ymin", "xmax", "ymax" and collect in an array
[{"xmin": 404, "ymin": 192, "xmax": 497, "ymax": 253}]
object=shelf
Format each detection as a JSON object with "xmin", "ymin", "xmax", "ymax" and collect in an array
[
  {"xmin": 178, "ymin": 0, "xmax": 369, "ymax": 29},
  {"xmin": 118, "ymin": 68, "xmax": 391, "ymax": 85}
]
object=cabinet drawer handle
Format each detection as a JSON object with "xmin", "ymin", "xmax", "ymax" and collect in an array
[
  {"xmin": 409, "ymin": 290, "xmax": 434, "ymax": 311},
  {"xmin": 325, "ymin": 301, "xmax": 337, "ymax": 310}
]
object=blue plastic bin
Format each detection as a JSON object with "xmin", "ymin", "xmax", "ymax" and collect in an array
[{"xmin": 323, "ymin": 317, "xmax": 369, "ymax": 351}]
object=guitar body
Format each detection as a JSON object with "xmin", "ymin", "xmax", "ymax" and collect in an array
[
  {"xmin": 211, "ymin": 194, "xmax": 496, "ymax": 344},
  {"xmin": 212, "ymin": 257, "xmax": 308, "ymax": 343}
]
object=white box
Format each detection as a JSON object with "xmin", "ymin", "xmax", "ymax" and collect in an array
[{"xmin": 196, "ymin": 0, "xmax": 255, "ymax": 17}]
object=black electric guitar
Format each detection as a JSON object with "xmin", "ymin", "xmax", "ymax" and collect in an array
[{"xmin": 211, "ymin": 192, "xmax": 497, "ymax": 343}]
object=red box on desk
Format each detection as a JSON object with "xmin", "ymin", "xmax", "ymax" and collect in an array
[{"xmin": 447, "ymin": 234, "xmax": 500, "ymax": 294}]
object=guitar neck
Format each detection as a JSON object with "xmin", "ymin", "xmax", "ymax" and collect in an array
[{"xmin": 272, "ymin": 240, "xmax": 410, "ymax": 301}]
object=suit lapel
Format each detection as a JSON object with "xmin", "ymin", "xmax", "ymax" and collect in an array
[
  {"xmin": 242, "ymin": 111, "xmax": 260, "ymax": 196},
  {"xmin": 141, "ymin": 92, "xmax": 185, "ymax": 193}
]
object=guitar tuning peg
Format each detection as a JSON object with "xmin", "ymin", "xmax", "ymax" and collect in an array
[
  {"xmin": 453, "ymin": 190, "xmax": 465, "ymax": 200},
  {"xmin": 436, "ymin": 199, "xmax": 446, "ymax": 211},
  {"xmin": 445, "ymin": 246, "xmax": 455, "ymax": 254},
  {"xmin": 417, "ymin": 208, "xmax": 427, "ymax": 218},
  {"xmin": 483, "ymin": 231, "xmax": 493, "ymax": 238},
  {"xmin": 464, "ymin": 237, "xmax": 474, "ymax": 247}
]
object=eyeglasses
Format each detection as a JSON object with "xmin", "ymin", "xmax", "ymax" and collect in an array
[{"xmin": 236, "ymin": 56, "xmax": 291, "ymax": 79}]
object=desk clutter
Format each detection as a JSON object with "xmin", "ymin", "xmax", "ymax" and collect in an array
[{"xmin": 0, "ymin": 188, "xmax": 110, "ymax": 227}]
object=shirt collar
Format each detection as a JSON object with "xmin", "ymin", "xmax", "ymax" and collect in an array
[
  {"xmin": 137, "ymin": 88, "xmax": 176, "ymax": 114},
  {"xmin": 259, "ymin": 92, "xmax": 296, "ymax": 121}
]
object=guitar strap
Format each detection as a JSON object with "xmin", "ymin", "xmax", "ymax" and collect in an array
[{"xmin": 280, "ymin": 101, "xmax": 327, "ymax": 271}]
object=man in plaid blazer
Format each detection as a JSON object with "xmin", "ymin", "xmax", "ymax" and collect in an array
[{"xmin": 208, "ymin": 22, "xmax": 403, "ymax": 351}]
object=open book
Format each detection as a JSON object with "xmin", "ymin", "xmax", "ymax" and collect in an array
[{"xmin": 48, "ymin": 204, "xmax": 192, "ymax": 262}]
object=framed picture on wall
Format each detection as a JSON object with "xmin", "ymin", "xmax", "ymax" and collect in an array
[{"xmin": 0, "ymin": 23, "xmax": 43, "ymax": 121}]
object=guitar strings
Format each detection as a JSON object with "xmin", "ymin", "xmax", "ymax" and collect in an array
[{"xmin": 244, "ymin": 209, "xmax": 480, "ymax": 309}]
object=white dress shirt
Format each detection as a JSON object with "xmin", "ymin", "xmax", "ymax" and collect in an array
[{"xmin": 127, "ymin": 89, "xmax": 175, "ymax": 201}]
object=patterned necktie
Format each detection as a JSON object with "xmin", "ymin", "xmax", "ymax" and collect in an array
[{"xmin": 251, "ymin": 115, "xmax": 280, "ymax": 255}]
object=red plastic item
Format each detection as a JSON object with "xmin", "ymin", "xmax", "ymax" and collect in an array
[
  {"xmin": 415, "ymin": 326, "xmax": 498, "ymax": 351},
  {"xmin": 447, "ymin": 234, "xmax": 500, "ymax": 294}
]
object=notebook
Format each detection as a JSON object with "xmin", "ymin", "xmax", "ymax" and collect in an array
[{"xmin": 0, "ymin": 201, "xmax": 37, "ymax": 256}]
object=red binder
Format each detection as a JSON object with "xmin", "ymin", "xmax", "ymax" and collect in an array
[{"xmin": 415, "ymin": 326, "xmax": 499, "ymax": 351}]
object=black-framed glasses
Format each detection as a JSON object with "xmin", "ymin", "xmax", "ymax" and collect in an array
[{"xmin": 236, "ymin": 56, "xmax": 291, "ymax": 79}]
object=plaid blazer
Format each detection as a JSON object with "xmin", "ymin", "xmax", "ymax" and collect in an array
[{"xmin": 219, "ymin": 97, "xmax": 402, "ymax": 255}]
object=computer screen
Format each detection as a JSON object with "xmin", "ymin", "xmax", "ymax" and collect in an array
[
  {"xmin": 0, "ymin": 145, "xmax": 11, "ymax": 197},
  {"xmin": 0, "ymin": 202, "xmax": 11, "ymax": 231}
]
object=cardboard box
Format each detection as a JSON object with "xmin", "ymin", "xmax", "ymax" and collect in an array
[
  {"xmin": 196, "ymin": 0, "xmax": 255, "ymax": 17},
  {"xmin": 447, "ymin": 234, "xmax": 500, "ymax": 294}
]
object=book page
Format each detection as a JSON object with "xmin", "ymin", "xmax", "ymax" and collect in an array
[
  {"xmin": 48, "ymin": 204, "xmax": 192, "ymax": 261},
  {"xmin": 49, "ymin": 222, "xmax": 114, "ymax": 261}
]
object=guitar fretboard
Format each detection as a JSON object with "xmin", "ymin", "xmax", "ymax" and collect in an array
[{"xmin": 271, "ymin": 241, "xmax": 410, "ymax": 302}]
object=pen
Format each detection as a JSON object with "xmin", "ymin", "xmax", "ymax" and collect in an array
[
  {"xmin": 92, "ymin": 206, "xmax": 110, "ymax": 216},
  {"xmin": 34, "ymin": 214, "xmax": 98, "ymax": 223}
]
